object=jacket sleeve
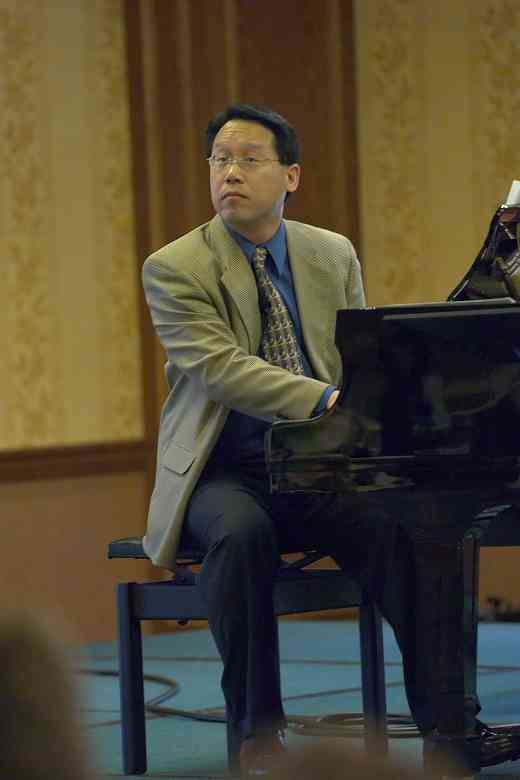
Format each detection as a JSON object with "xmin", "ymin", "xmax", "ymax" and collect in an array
[
  {"xmin": 142, "ymin": 259, "xmax": 329, "ymax": 423},
  {"xmin": 345, "ymin": 240, "xmax": 366, "ymax": 309}
]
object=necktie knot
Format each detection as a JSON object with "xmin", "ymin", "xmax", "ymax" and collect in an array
[
  {"xmin": 252, "ymin": 247, "xmax": 271, "ymax": 305},
  {"xmin": 252, "ymin": 246, "xmax": 268, "ymax": 273}
]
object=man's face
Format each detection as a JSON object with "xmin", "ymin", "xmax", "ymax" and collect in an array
[{"xmin": 209, "ymin": 119, "xmax": 300, "ymax": 242}]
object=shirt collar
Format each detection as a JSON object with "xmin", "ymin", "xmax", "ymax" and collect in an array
[{"xmin": 225, "ymin": 221, "xmax": 287, "ymax": 276}]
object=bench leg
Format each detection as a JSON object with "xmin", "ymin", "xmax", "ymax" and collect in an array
[
  {"xmin": 359, "ymin": 597, "xmax": 388, "ymax": 751},
  {"xmin": 117, "ymin": 583, "xmax": 147, "ymax": 774}
]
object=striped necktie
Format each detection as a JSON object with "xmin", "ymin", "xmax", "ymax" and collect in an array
[{"xmin": 252, "ymin": 246, "xmax": 305, "ymax": 375}]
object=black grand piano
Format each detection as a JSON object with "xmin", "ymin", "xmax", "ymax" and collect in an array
[{"xmin": 265, "ymin": 203, "xmax": 520, "ymax": 773}]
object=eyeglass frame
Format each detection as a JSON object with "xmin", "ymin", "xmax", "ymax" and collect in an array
[{"xmin": 206, "ymin": 155, "xmax": 282, "ymax": 171}]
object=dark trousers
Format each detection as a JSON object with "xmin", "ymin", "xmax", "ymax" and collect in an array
[{"xmin": 182, "ymin": 464, "xmax": 475, "ymax": 744}]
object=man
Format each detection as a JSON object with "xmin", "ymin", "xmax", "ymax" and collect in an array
[{"xmin": 142, "ymin": 105, "xmax": 520, "ymax": 777}]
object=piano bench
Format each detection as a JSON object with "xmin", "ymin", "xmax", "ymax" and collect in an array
[{"xmin": 108, "ymin": 536, "xmax": 388, "ymax": 775}]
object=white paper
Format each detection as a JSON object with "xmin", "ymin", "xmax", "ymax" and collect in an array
[{"xmin": 505, "ymin": 180, "xmax": 520, "ymax": 205}]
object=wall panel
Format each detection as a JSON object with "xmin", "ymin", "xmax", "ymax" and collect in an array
[
  {"xmin": 1, "ymin": 470, "xmax": 153, "ymax": 643},
  {"xmin": 0, "ymin": 0, "xmax": 144, "ymax": 450},
  {"xmin": 355, "ymin": 0, "xmax": 520, "ymax": 306}
]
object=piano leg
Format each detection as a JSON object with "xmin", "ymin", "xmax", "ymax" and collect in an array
[
  {"xmin": 416, "ymin": 536, "xmax": 481, "ymax": 773},
  {"xmin": 404, "ymin": 491, "xmax": 495, "ymax": 775}
]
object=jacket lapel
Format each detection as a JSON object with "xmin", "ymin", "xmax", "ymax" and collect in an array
[
  {"xmin": 208, "ymin": 216, "xmax": 341, "ymax": 384},
  {"xmin": 285, "ymin": 221, "xmax": 342, "ymax": 384},
  {"xmin": 208, "ymin": 216, "xmax": 262, "ymax": 353}
]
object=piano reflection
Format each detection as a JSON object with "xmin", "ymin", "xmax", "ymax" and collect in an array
[{"xmin": 264, "ymin": 201, "xmax": 520, "ymax": 773}]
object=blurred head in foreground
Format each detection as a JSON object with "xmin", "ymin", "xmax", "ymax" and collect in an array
[
  {"xmin": 269, "ymin": 738, "xmax": 459, "ymax": 780},
  {"xmin": 0, "ymin": 612, "xmax": 92, "ymax": 780}
]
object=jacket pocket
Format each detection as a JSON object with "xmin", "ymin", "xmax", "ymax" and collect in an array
[{"xmin": 162, "ymin": 442, "xmax": 195, "ymax": 475}]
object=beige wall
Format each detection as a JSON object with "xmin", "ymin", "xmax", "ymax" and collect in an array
[
  {"xmin": 2, "ymin": 471, "xmax": 153, "ymax": 643},
  {"xmin": 0, "ymin": 0, "xmax": 144, "ymax": 449},
  {"xmin": 355, "ymin": 0, "xmax": 520, "ymax": 306}
]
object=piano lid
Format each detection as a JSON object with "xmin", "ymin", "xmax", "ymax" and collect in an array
[
  {"xmin": 449, "ymin": 204, "xmax": 520, "ymax": 302},
  {"xmin": 337, "ymin": 300, "xmax": 520, "ymax": 459}
]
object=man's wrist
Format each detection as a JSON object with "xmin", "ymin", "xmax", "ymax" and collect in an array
[
  {"xmin": 312, "ymin": 386, "xmax": 338, "ymax": 417},
  {"xmin": 326, "ymin": 389, "xmax": 340, "ymax": 409}
]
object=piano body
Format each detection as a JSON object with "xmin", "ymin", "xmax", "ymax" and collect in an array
[
  {"xmin": 267, "ymin": 298, "xmax": 520, "ymax": 496},
  {"xmin": 265, "ymin": 204, "xmax": 520, "ymax": 772}
]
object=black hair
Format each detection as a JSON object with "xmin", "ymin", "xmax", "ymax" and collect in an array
[{"xmin": 206, "ymin": 104, "xmax": 300, "ymax": 165}]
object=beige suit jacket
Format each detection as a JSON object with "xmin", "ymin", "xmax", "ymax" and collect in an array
[{"xmin": 142, "ymin": 215, "xmax": 365, "ymax": 569}]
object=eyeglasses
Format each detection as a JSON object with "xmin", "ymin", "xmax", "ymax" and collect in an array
[{"xmin": 207, "ymin": 155, "xmax": 280, "ymax": 171}]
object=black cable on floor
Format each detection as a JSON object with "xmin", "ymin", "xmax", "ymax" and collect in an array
[{"xmin": 78, "ymin": 661, "xmax": 520, "ymax": 739}]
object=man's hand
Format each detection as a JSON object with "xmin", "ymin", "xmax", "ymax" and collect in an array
[{"xmin": 326, "ymin": 389, "xmax": 340, "ymax": 410}]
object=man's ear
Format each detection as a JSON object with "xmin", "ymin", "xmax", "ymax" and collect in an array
[{"xmin": 286, "ymin": 164, "xmax": 301, "ymax": 194}]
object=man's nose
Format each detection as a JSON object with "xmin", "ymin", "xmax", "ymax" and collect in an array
[{"xmin": 225, "ymin": 163, "xmax": 244, "ymax": 182}]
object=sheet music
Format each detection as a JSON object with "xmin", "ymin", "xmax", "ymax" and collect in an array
[{"xmin": 506, "ymin": 179, "xmax": 520, "ymax": 205}]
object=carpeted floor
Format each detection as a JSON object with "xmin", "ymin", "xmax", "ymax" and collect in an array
[{"xmin": 79, "ymin": 619, "xmax": 520, "ymax": 779}]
